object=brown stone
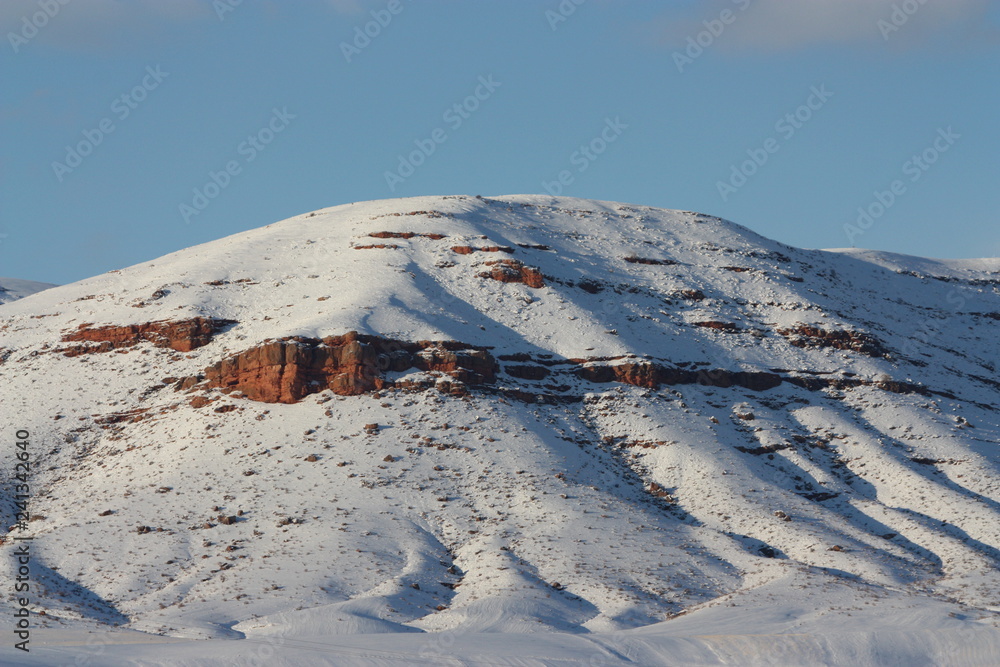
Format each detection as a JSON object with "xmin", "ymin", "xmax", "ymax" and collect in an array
[
  {"xmin": 623, "ymin": 256, "xmax": 676, "ymax": 266},
  {"xmin": 451, "ymin": 245, "xmax": 513, "ymax": 254},
  {"xmin": 370, "ymin": 231, "xmax": 417, "ymax": 239},
  {"xmin": 368, "ymin": 231, "xmax": 447, "ymax": 240},
  {"xmin": 479, "ymin": 260, "xmax": 545, "ymax": 288},
  {"xmin": 693, "ymin": 321, "xmax": 741, "ymax": 332},
  {"xmin": 776, "ymin": 324, "xmax": 887, "ymax": 357},
  {"xmin": 191, "ymin": 332, "xmax": 497, "ymax": 404},
  {"xmin": 60, "ymin": 317, "xmax": 235, "ymax": 355},
  {"xmin": 576, "ymin": 361, "xmax": 781, "ymax": 392}
]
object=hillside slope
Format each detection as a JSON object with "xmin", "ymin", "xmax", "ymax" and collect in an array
[{"xmin": 1, "ymin": 195, "xmax": 997, "ymax": 643}]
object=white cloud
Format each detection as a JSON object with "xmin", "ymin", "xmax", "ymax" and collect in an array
[{"xmin": 657, "ymin": 0, "xmax": 997, "ymax": 52}]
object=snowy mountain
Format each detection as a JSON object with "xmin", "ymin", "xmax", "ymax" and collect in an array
[
  {"xmin": 0, "ymin": 276, "xmax": 57, "ymax": 305},
  {"xmin": 1, "ymin": 195, "xmax": 998, "ymax": 663}
]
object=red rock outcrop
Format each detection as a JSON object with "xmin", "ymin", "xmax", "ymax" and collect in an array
[
  {"xmin": 479, "ymin": 260, "xmax": 545, "ymax": 289},
  {"xmin": 192, "ymin": 332, "xmax": 497, "ymax": 404},
  {"xmin": 776, "ymin": 325, "xmax": 886, "ymax": 357},
  {"xmin": 576, "ymin": 361, "xmax": 782, "ymax": 392},
  {"xmin": 370, "ymin": 210, "xmax": 451, "ymax": 220},
  {"xmin": 179, "ymin": 331, "xmax": 930, "ymax": 405},
  {"xmin": 693, "ymin": 321, "xmax": 741, "ymax": 332},
  {"xmin": 623, "ymin": 256, "xmax": 676, "ymax": 266},
  {"xmin": 60, "ymin": 317, "xmax": 235, "ymax": 355},
  {"xmin": 368, "ymin": 231, "xmax": 447, "ymax": 240},
  {"xmin": 452, "ymin": 245, "xmax": 513, "ymax": 254}
]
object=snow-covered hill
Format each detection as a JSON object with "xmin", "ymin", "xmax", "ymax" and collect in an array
[
  {"xmin": 1, "ymin": 195, "xmax": 997, "ymax": 662},
  {"xmin": 0, "ymin": 276, "xmax": 56, "ymax": 304}
]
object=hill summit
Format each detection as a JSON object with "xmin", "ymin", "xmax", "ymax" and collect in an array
[{"xmin": 1, "ymin": 195, "xmax": 998, "ymax": 643}]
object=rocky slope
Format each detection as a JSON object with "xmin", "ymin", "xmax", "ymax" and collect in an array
[{"xmin": 0, "ymin": 195, "xmax": 997, "ymax": 641}]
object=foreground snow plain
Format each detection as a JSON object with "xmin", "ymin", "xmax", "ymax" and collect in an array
[{"xmin": 1, "ymin": 195, "xmax": 997, "ymax": 665}]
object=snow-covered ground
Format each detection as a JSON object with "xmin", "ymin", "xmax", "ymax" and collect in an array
[{"xmin": 1, "ymin": 195, "xmax": 997, "ymax": 665}]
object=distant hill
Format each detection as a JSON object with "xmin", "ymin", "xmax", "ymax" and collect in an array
[{"xmin": 0, "ymin": 276, "xmax": 57, "ymax": 304}]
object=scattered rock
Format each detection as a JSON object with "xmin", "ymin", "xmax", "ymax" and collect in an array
[
  {"xmin": 189, "ymin": 396, "xmax": 213, "ymax": 409},
  {"xmin": 693, "ymin": 320, "xmax": 741, "ymax": 332},
  {"xmin": 776, "ymin": 324, "xmax": 887, "ymax": 358},
  {"xmin": 479, "ymin": 259, "xmax": 545, "ymax": 289},
  {"xmin": 623, "ymin": 256, "xmax": 676, "ymax": 266}
]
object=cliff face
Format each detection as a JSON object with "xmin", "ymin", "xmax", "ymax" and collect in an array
[
  {"xmin": 175, "ymin": 333, "xmax": 937, "ymax": 406},
  {"xmin": 194, "ymin": 332, "xmax": 497, "ymax": 403},
  {"xmin": 59, "ymin": 317, "xmax": 235, "ymax": 355}
]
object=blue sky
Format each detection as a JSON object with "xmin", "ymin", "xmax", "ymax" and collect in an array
[{"xmin": 3, "ymin": 0, "xmax": 998, "ymax": 284}]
